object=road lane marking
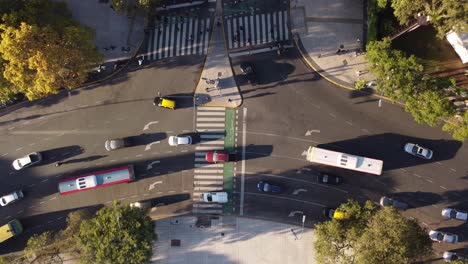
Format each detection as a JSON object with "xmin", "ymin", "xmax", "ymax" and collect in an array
[
  {"xmin": 450, "ymin": 168, "xmax": 456, "ymax": 172},
  {"xmin": 439, "ymin": 186, "xmax": 447, "ymax": 190},
  {"xmin": 425, "ymin": 179, "xmax": 433, "ymax": 183},
  {"xmin": 288, "ymin": 211, "xmax": 304, "ymax": 217},
  {"xmin": 147, "ymin": 161, "xmax": 160, "ymax": 170},
  {"xmin": 145, "ymin": 141, "xmax": 160, "ymax": 151},
  {"xmin": 15, "ymin": 147, "xmax": 23, "ymax": 151},
  {"xmin": 240, "ymin": 108, "xmax": 247, "ymax": 216},
  {"xmin": 143, "ymin": 121, "xmax": 159, "ymax": 131},
  {"xmin": 345, "ymin": 121, "xmax": 353, "ymax": 126},
  {"xmin": 329, "ymin": 113, "xmax": 336, "ymax": 118},
  {"xmin": 240, "ymin": 191, "xmax": 327, "ymax": 207}
]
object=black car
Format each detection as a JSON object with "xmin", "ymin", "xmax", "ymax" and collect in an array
[
  {"xmin": 240, "ymin": 62, "xmax": 257, "ymax": 85},
  {"xmin": 318, "ymin": 172, "xmax": 341, "ymax": 185}
]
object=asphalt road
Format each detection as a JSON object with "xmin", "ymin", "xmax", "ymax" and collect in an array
[
  {"xmin": 230, "ymin": 48, "xmax": 468, "ymax": 257},
  {"xmin": 0, "ymin": 55, "xmax": 204, "ymax": 253}
]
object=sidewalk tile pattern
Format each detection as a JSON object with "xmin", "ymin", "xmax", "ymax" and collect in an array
[
  {"xmin": 144, "ymin": 16, "xmax": 212, "ymax": 60},
  {"xmin": 224, "ymin": 10, "xmax": 289, "ymax": 50},
  {"xmin": 192, "ymin": 106, "xmax": 226, "ymax": 215}
]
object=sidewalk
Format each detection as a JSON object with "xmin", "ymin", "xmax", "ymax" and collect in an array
[
  {"xmin": 194, "ymin": 0, "xmax": 242, "ymax": 108},
  {"xmin": 151, "ymin": 216, "xmax": 316, "ymax": 264},
  {"xmin": 290, "ymin": 0, "xmax": 375, "ymax": 89}
]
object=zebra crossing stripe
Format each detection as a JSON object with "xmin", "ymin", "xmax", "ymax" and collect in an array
[
  {"xmin": 272, "ymin": 12, "xmax": 277, "ymax": 41},
  {"xmin": 283, "ymin": 10, "xmax": 288, "ymax": 40},
  {"xmin": 197, "ymin": 117, "xmax": 225, "ymax": 121},
  {"xmin": 194, "ymin": 175, "xmax": 223, "ymax": 179},
  {"xmin": 204, "ymin": 18, "xmax": 210, "ymax": 54},
  {"xmin": 197, "ymin": 106, "xmax": 225, "ymax": 111},
  {"xmin": 195, "ymin": 146, "xmax": 224, "ymax": 150},
  {"xmin": 227, "ymin": 18, "xmax": 233, "ymax": 49},
  {"xmin": 195, "ymin": 169, "xmax": 223, "ymax": 173}
]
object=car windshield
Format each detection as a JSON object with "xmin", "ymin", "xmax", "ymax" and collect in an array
[
  {"xmin": 1, "ymin": 198, "xmax": 5, "ymax": 204},
  {"xmin": 437, "ymin": 233, "xmax": 444, "ymax": 240},
  {"xmin": 411, "ymin": 146, "xmax": 418, "ymax": 154},
  {"xmin": 417, "ymin": 147, "xmax": 424, "ymax": 155},
  {"xmin": 207, "ymin": 194, "xmax": 213, "ymax": 202},
  {"xmin": 450, "ymin": 210, "xmax": 457, "ymax": 218}
]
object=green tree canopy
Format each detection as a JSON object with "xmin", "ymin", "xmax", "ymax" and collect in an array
[
  {"xmin": 443, "ymin": 111, "xmax": 468, "ymax": 142},
  {"xmin": 314, "ymin": 200, "xmax": 433, "ymax": 264},
  {"xmin": 378, "ymin": 0, "xmax": 468, "ymax": 38},
  {"xmin": 405, "ymin": 90, "xmax": 455, "ymax": 126},
  {"xmin": 366, "ymin": 38, "xmax": 425, "ymax": 101},
  {"xmin": 78, "ymin": 202, "xmax": 156, "ymax": 264}
]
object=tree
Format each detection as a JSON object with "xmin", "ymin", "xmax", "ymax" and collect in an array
[
  {"xmin": 23, "ymin": 231, "xmax": 63, "ymax": 264},
  {"xmin": 355, "ymin": 207, "xmax": 432, "ymax": 264},
  {"xmin": 0, "ymin": 22, "xmax": 102, "ymax": 100},
  {"xmin": 382, "ymin": 0, "xmax": 468, "ymax": 38},
  {"xmin": 77, "ymin": 202, "xmax": 156, "ymax": 264},
  {"xmin": 314, "ymin": 200, "xmax": 378, "ymax": 264},
  {"xmin": 443, "ymin": 111, "xmax": 468, "ymax": 142},
  {"xmin": 314, "ymin": 200, "xmax": 433, "ymax": 264},
  {"xmin": 366, "ymin": 39, "xmax": 425, "ymax": 101},
  {"xmin": 405, "ymin": 90, "xmax": 454, "ymax": 126}
]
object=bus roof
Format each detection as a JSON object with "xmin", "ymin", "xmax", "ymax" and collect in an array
[{"xmin": 307, "ymin": 147, "xmax": 383, "ymax": 175}]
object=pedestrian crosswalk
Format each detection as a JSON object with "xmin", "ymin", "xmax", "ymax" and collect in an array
[
  {"xmin": 143, "ymin": 15, "xmax": 212, "ymax": 61},
  {"xmin": 224, "ymin": 10, "xmax": 289, "ymax": 50},
  {"xmin": 192, "ymin": 106, "xmax": 226, "ymax": 215}
]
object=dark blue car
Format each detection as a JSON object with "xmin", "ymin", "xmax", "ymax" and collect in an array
[{"xmin": 257, "ymin": 181, "xmax": 283, "ymax": 193}]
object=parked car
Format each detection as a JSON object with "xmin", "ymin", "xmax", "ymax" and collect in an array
[
  {"xmin": 153, "ymin": 97, "xmax": 175, "ymax": 109},
  {"xmin": 318, "ymin": 172, "xmax": 341, "ymax": 185},
  {"xmin": 240, "ymin": 62, "xmax": 258, "ymax": 85},
  {"xmin": 443, "ymin": 251, "xmax": 467, "ymax": 262},
  {"xmin": 202, "ymin": 192, "xmax": 228, "ymax": 203},
  {"xmin": 0, "ymin": 190, "xmax": 24, "ymax": 207},
  {"xmin": 323, "ymin": 208, "xmax": 345, "ymax": 220},
  {"xmin": 12, "ymin": 152, "xmax": 42, "ymax": 170},
  {"xmin": 205, "ymin": 150, "xmax": 235, "ymax": 163},
  {"xmin": 105, "ymin": 138, "xmax": 130, "ymax": 151},
  {"xmin": 429, "ymin": 230, "xmax": 458, "ymax": 243},
  {"xmin": 404, "ymin": 143, "xmax": 433, "ymax": 159},
  {"xmin": 257, "ymin": 181, "xmax": 283, "ymax": 193},
  {"xmin": 379, "ymin": 196, "xmax": 409, "ymax": 210},
  {"xmin": 441, "ymin": 208, "xmax": 467, "ymax": 221},
  {"xmin": 168, "ymin": 135, "xmax": 192, "ymax": 146}
]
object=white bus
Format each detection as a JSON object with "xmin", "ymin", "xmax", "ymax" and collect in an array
[{"xmin": 306, "ymin": 147, "xmax": 383, "ymax": 175}]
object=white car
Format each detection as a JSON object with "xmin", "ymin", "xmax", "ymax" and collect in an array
[
  {"xmin": 441, "ymin": 208, "xmax": 467, "ymax": 221},
  {"xmin": 168, "ymin": 135, "xmax": 192, "ymax": 146},
  {"xmin": 0, "ymin": 190, "xmax": 24, "ymax": 206},
  {"xmin": 12, "ymin": 152, "xmax": 43, "ymax": 170},
  {"xmin": 443, "ymin": 251, "xmax": 466, "ymax": 262},
  {"xmin": 404, "ymin": 143, "xmax": 433, "ymax": 159},
  {"xmin": 429, "ymin": 230, "xmax": 458, "ymax": 243},
  {"xmin": 202, "ymin": 192, "xmax": 228, "ymax": 203}
]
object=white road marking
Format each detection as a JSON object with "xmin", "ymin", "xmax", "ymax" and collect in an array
[
  {"xmin": 292, "ymin": 189, "xmax": 307, "ymax": 195},
  {"xmin": 197, "ymin": 112, "xmax": 225, "ymax": 116},
  {"xmin": 41, "ymin": 179, "xmax": 49, "ymax": 183},
  {"xmin": 305, "ymin": 130, "xmax": 320, "ymax": 136},
  {"xmin": 143, "ymin": 121, "xmax": 159, "ymax": 131},
  {"xmin": 145, "ymin": 141, "xmax": 160, "ymax": 151},
  {"xmin": 1, "ymin": 153, "xmax": 8, "ymax": 156},
  {"xmin": 8, "ymin": 127, "xmax": 15, "ymax": 130},
  {"xmin": 425, "ymin": 179, "xmax": 433, "ymax": 183},
  {"xmin": 197, "ymin": 117, "xmax": 225, "ymax": 122},
  {"xmin": 346, "ymin": 121, "xmax": 353, "ymax": 126},
  {"xmin": 196, "ymin": 123, "xmax": 225, "ymax": 127},
  {"xmin": 329, "ymin": 113, "xmax": 336, "ymax": 118},
  {"xmin": 195, "ymin": 146, "xmax": 224, "ymax": 150},
  {"xmin": 195, "ymin": 169, "xmax": 223, "ymax": 174},
  {"xmin": 240, "ymin": 108, "xmax": 247, "ymax": 216},
  {"xmin": 361, "ymin": 128, "xmax": 370, "ymax": 133},
  {"xmin": 15, "ymin": 147, "xmax": 23, "ymax": 151},
  {"xmin": 110, "ymin": 160, "xmax": 117, "ymax": 162},
  {"xmin": 136, "ymin": 154, "xmax": 143, "ymax": 157},
  {"xmin": 242, "ymin": 191, "xmax": 327, "ymax": 207},
  {"xmin": 439, "ymin": 185, "xmax": 447, "ymax": 190},
  {"xmin": 288, "ymin": 211, "xmax": 304, "ymax": 217},
  {"xmin": 197, "ymin": 106, "xmax": 225, "ymax": 111},
  {"xmin": 450, "ymin": 168, "xmax": 456, "ymax": 172},
  {"xmin": 146, "ymin": 161, "xmax": 160, "ymax": 170},
  {"xmin": 49, "ymin": 197, "xmax": 57, "ymax": 200},
  {"xmin": 413, "ymin": 173, "xmax": 422, "ymax": 178},
  {"xmin": 149, "ymin": 181, "xmax": 163, "ymax": 191},
  {"xmin": 200, "ymin": 140, "xmax": 224, "ymax": 145}
]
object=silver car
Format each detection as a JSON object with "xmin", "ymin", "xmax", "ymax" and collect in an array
[
  {"xmin": 441, "ymin": 208, "xmax": 467, "ymax": 221},
  {"xmin": 105, "ymin": 138, "xmax": 130, "ymax": 151},
  {"xmin": 168, "ymin": 135, "xmax": 192, "ymax": 146},
  {"xmin": 0, "ymin": 190, "xmax": 24, "ymax": 207},
  {"xmin": 429, "ymin": 230, "xmax": 458, "ymax": 243},
  {"xmin": 379, "ymin": 196, "xmax": 408, "ymax": 210},
  {"xmin": 404, "ymin": 143, "xmax": 433, "ymax": 159}
]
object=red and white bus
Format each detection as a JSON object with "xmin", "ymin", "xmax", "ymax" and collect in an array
[
  {"xmin": 58, "ymin": 165, "xmax": 135, "ymax": 195},
  {"xmin": 306, "ymin": 147, "xmax": 383, "ymax": 175}
]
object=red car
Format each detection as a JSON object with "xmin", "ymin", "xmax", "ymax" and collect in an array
[{"xmin": 205, "ymin": 150, "xmax": 235, "ymax": 163}]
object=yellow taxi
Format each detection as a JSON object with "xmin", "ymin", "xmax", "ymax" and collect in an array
[
  {"xmin": 324, "ymin": 208, "xmax": 345, "ymax": 220},
  {"xmin": 153, "ymin": 97, "xmax": 175, "ymax": 110}
]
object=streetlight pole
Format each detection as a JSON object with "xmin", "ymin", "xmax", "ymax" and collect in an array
[{"xmin": 299, "ymin": 215, "xmax": 306, "ymax": 240}]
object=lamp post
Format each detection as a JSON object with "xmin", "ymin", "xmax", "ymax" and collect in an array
[{"xmin": 299, "ymin": 215, "xmax": 306, "ymax": 240}]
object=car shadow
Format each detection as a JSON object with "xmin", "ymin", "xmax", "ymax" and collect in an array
[
  {"xmin": 125, "ymin": 132, "xmax": 168, "ymax": 146},
  {"xmin": 38, "ymin": 145, "xmax": 85, "ymax": 165}
]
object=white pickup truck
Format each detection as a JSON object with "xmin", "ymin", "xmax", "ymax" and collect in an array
[{"xmin": 202, "ymin": 192, "xmax": 228, "ymax": 203}]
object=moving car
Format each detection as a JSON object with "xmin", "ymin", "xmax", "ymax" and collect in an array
[
  {"xmin": 323, "ymin": 208, "xmax": 345, "ymax": 220},
  {"xmin": 404, "ymin": 143, "xmax": 433, "ymax": 159},
  {"xmin": 12, "ymin": 152, "xmax": 42, "ymax": 170},
  {"xmin": 153, "ymin": 97, "xmax": 175, "ymax": 109},
  {"xmin": 318, "ymin": 172, "xmax": 341, "ymax": 185},
  {"xmin": 240, "ymin": 62, "xmax": 257, "ymax": 85},
  {"xmin": 441, "ymin": 208, "xmax": 467, "ymax": 221},
  {"xmin": 105, "ymin": 138, "xmax": 130, "ymax": 151},
  {"xmin": 429, "ymin": 230, "xmax": 458, "ymax": 243},
  {"xmin": 202, "ymin": 192, "xmax": 228, "ymax": 203},
  {"xmin": 205, "ymin": 150, "xmax": 235, "ymax": 163},
  {"xmin": 443, "ymin": 251, "xmax": 467, "ymax": 262},
  {"xmin": 379, "ymin": 196, "xmax": 409, "ymax": 211},
  {"xmin": 257, "ymin": 181, "xmax": 283, "ymax": 193},
  {"xmin": 168, "ymin": 135, "xmax": 192, "ymax": 146},
  {"xmin": 0, "ymin": 190, "xmax": 24, "ymax": 207}
]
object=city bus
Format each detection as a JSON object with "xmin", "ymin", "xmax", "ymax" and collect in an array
[
  {"xmin": 59, "ymin": 165, "xmax": 135, "ymax": 195},
  {"xmin": 306, "ymin": 147, "xmax": 383, "ymax": 175},
  {"xmin": 0, "ymin": 219, "xmax": 23, "ymax": 243}
]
